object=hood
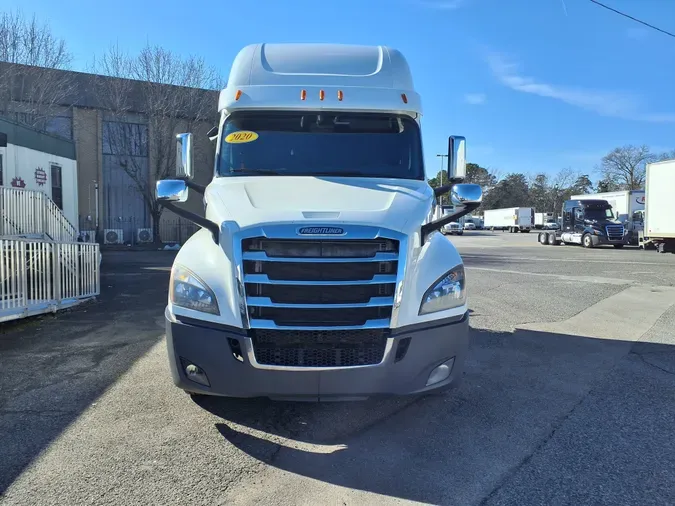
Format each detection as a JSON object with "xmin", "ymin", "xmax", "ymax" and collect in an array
[
  {"xmin": 584, "ymin": 218, "xmax": 622, "ymax": 227},
  {"xmin": 204, "ymin": 176, "xmax": 434, "ymax": 234}
]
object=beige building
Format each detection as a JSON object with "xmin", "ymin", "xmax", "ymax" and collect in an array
[{"xmin": 0, "ymin": 62, "xmax": 219, "ymax": 244}]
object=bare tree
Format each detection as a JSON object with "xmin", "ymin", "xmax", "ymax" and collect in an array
[
  {"xmin": 94, "ymin": 43, "xmax": 222, "ymax": 242},
  {"xmin": 0, "ymin": 10, "xmax": 75, "ymax": 129},
  {"xmin": 600, "ymin": 145, "xmax": 655, "ymax": 190}
]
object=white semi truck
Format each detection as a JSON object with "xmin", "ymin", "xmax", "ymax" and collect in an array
[
  {"xmin": 484, "ymin": 207, "xmax": 534, "ymax": 233},
  {"xmin": 156, "ymin": 43, "xmax": 482, "ymax": 401},
  {"xmin": 570, "ymin": 190, "xmax": 644, "ymax": 244},
  {"xmin": 639, "ymin": 159, "xmax": 675, "ymax": 254}
]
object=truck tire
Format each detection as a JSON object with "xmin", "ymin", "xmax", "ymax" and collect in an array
[
  {"xmin": 522, "ymin": 229, "xmax": 530, "ymax": 234},
  {"xmin": 538, "ymin": 232, "xmax": 549, "ymax": 245},
  {"xmin": 548, "ymin": 233, "xmax": 559, "ymax": 245},
  {"xmin": 457, "ymin": 231, "xmax": 464, "ymax": 236},
  {"xmin": 613, "ymin": 244, "xmax": 624, "ymax": 249},
  {"xmin": 582, "ymin": 233, "xmax": 594, "ymax": 248}
]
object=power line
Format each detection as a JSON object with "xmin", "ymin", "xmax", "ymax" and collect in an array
[{"xmin": 590, "ymin": 0, "xmax": 675, "ymax": 39}]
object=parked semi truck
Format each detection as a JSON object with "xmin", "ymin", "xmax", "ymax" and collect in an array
[
  {"xmin": 639, "ymin": 159, "xmax": 675, "ymax": 253},
  {"xmin": 570, "ymin": 190, "xmax": 644, "ymax": 244},
  {"xmin": 155, "ymin": 43, "xmax": 482, "ymax": 401},
  {"xmin": 537, "ymin": 198, "xmax": 630, "ymax": 248},
  {"xmin": 484, "ymin": 207, "xmax": 534, "ymax": 233}
]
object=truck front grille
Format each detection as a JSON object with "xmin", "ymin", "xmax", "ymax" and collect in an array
[
  {"xmin": 242, "ymin": 237, "xmax": 399, "ymax": 327},
  {"xmin": 606, "ymin": 225, "xmax": 624, "ymax": 241},
  {"xmin": 251, "ymin": 329, "xmax": 388, "ymax": 367}
]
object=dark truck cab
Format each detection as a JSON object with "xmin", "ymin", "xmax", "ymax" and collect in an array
[{"xmin": 538, "ymin": 199, "xmax": 629, "ymax": 248}]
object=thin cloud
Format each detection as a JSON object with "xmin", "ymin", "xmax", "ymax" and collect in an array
[
  {"xmin": 418, "ymin": 0, "xmax": 465, "ymax": 10},
  {"xmin": 486, "ymin": 51, "xmax": 675, "ymax": 123},
  {"xmin": 464, "ymin": 93, "xmax": 486, "ymax": 105}
]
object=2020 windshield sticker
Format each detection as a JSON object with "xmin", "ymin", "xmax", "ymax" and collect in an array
[{"xmin": 224, "ymin": 131, "xmax": 259, "ymax": 144}]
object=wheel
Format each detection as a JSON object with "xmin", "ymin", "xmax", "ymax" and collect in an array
[
  {"xmin": 457, "ymin": 231, "xmax": 464, "ymax": 236},
  {"xmin": 522, "ymin": 229, "xmax": 530, "ymax": 233},
  {"xmin": 538, "ymin": 232, "xmax": 549, "ymax": 245},
  {"xmin": 613, "ymin": 244, "xmax": 624, "ymax": 249},
  {"xmin": 582, "ymin": 233, "xmax": 594, "ymax": 248},
  {"xmin": 548, "ymin": 233, "xmax": 558, "ymax": 245}
]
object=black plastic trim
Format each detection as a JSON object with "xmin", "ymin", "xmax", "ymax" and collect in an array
[
  {"xmin": 421, "ymin": 201, "xmax": 481, "ymax": 245},
  {"xmin": 391, "ymin": 310, "xmax": 468, "ymax": 336},
  {"xmin": 161, "ymin": 201, "xmax": 220, "ymax": 244},
  {"xmin": 173, "ymin": 314, "xmax": 247, "ymax": 335}
]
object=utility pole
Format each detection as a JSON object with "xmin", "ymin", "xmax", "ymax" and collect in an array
[{"xmin": 436, "ymin": 154, "xmax": 448, "ymax": 204}]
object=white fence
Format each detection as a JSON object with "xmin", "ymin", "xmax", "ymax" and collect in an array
[
  {"xmin": 0, "ymin": 187, "xmax": 78, "ymax": 242},
  {"xmin": 0, "ymin": 238, "xmax": 100, "ymax": 323}
]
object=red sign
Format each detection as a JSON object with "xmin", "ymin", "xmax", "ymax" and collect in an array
[
  {"xmin": 35, "ymin": 167, "xmax": 47, "ymax": 186},
  {"xmin": 11, "ymin": 177, "xmax": 26, "ymax": 188}
]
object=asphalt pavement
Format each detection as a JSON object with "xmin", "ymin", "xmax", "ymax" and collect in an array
[{"xmin": 1, "ymin": 233, "xmax": 675, "ymax": 505}]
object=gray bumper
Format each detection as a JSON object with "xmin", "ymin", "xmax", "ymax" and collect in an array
[
  {"xmin": 165, "ymin": 308, "xmax": 469, "ymax": 401},
  {"xmin": 595, "ymin": 235, "xmax": 630, "ymax": 246}
]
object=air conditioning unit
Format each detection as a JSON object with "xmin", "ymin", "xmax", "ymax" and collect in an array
[
  {"xmin": 137, "ymin": 228, "xmax": 153, "ymax": 243},
  {"xmin": 80, "ymin": 230, "xmax": 96, "ymax": 243},
  {"xmin": 104, "ymin": 229, "xmax": 124, "ymax": 245}
]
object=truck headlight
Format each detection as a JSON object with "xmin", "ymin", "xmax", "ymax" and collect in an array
[
  {"xmin": 170, "ymin": 264, "xmax": 219, "ymax": 315},
  {"xmin": 419, "ymin": 265, "xmax": 466, "ymax": 315}
]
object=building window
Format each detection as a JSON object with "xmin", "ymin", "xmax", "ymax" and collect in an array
[
  {"xmin": 102, "ymin": 121, "xmax": 148, "ymax": 157},
  {"xmin": 13, "ymin": 113, "xmax": 73, "ymax": 140},
  {"xmin": 0, "ymin": 154, "xmax": 3, "ymax": 186},
  {"xmin": 45, "ymin": 116, "xmax": 73, "ymax": 140},
  {"xmin": 51, "ymin": 164, "xmax": 63, "ymax": 209}
]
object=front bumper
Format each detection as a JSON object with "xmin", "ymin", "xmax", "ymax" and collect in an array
[
  {"xmin": 595, "ymin": 234, "xmax": 630, "ymax": 246},
  {"xmin": 165, "ymin": 308, "xmax": 469, "ymax": 401}
]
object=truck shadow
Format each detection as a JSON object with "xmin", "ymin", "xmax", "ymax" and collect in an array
[{"xmin": 196, "ymin": 327, "xmax": 675, "ymax": 504}]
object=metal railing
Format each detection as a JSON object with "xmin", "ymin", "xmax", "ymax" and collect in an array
[
  {"xmin": 0, "ymin": 238, "xmax": 100, "ymax": 323},
  {"xmin": 0, "ymin": 187, "xmax": 78, "ymax": 242}
]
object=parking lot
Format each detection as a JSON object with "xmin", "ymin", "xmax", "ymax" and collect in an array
[{"xmin": 2, "ymin": 231, "xmax": 675, "ymax": 505}]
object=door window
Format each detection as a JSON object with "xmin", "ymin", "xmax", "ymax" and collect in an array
[{"xmin": 51, "ymin": 164, "xmax": 63, "ymax": 209}]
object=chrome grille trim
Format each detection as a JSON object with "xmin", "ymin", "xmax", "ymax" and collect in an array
[
  {"xmin": 246, "ymin": 296, "xmax": 395, "ymax": 308},
  {"xmin": 243, "ymin": 273, "xmax": 398, "ymax": 285},
  {"xmin": 242, "ymin": 251, "xmax": 398, "ymax": 262},
  {"xmin": 230, "ymin": 224, "xmax": 407, "ymax": 369},
  {"xmin": 606, "ymin": 224, "xmax": 625, "ymax": 241},
  {"xmin": 247, "ymin": 318, "xmax": 392, "ymax": 331}
]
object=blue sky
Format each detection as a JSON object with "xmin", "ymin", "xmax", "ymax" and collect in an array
[{"xmin": 14, "ymin": 0, "xmax": 675, "ymax": 181}]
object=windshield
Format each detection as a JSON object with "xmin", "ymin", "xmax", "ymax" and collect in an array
[
  {"xmin": 584, "ymin": 207, "xmax": 614, "ymax": 221},
  {"xmin": 217, "ymin": 111, "xmax": 424, "ymax": 180}
]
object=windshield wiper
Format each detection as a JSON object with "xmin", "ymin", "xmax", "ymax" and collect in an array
[{"xmin": 229, "ymin": 168, "xmax": 285, "ymax": 175}]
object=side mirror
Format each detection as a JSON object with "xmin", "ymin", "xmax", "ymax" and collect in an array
[
  {"xmin": 448, "ymin": 135, "xmax": 466, "ymax": 180},
  {"xmin": 176, "ymin": 132, "xmax": 194, "ymax": 179},
  {"xmin": 156, "ymin": 179, "xmax": 189, "ymax": 203},
  {"xmin": 0, "ymin": 132, "xmax": 7, "ymax": 148},
  {"xmin": 450, "ymin": 183, "xmax": 482, "ymax": 205}
]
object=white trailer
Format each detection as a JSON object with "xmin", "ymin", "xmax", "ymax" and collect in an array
[
  {"xmin": 534, "ymin": 212, "xmax": 554, "ymax": 229},
  {"xmin": 639, "ymin": 159, "xmax": 675, "ymax": 253},
  {"xmin": 570, "ymin": 190, "xmax": 644, "ymax": 244},
  {"xmin": 484, "ymin": 207, "xmax": 533, "ymax": 233}
]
